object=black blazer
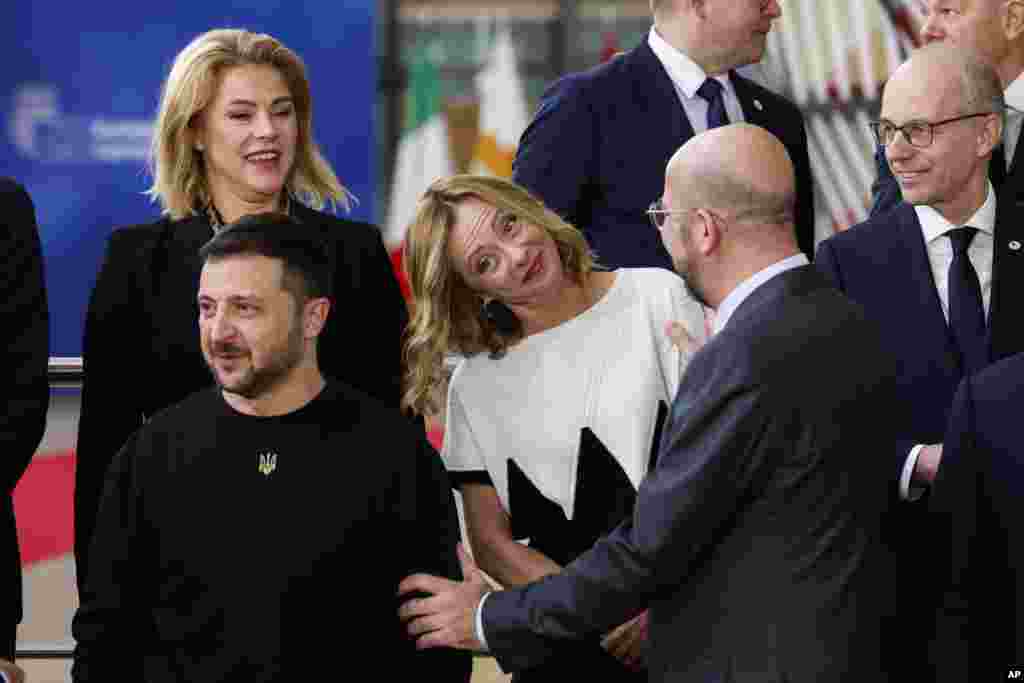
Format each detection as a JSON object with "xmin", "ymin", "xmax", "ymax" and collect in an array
[
  {"xmin": 74, "ymin": 202, "xmax": 408, "ymax": 591},
  {"xmin": 512, "ymin": 39, "xmax": 816, "ymax": 268},
  {"xmin": 0, "ymin": 179, "xmax": 50, "ymax": 629},
  {"xmin": 815, "ymin": 200, "xmax": 1024, "ymax": 487},
  {"xmin": 482, "ymin": 266, "xmax": 898, "ymax": 682},
  {"xmin": 930, "ymin": 352, "xmax": 1024, "ymax": 681}
]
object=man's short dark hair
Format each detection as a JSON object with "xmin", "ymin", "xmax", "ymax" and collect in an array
[{"xmin": 199, "ymin": 212, "xmax": 332, "ymax": 303}]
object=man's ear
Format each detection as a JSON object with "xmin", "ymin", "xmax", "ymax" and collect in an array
[
  {"xmin": 981, "ymin": 112, "xmax": 1004, "ymax": 158},
  {"xmin": 1004, "ymin": 1, "xmax": 1024, "ymax": 41},
  {"xmin": 692, "ymin": 208, "xmax": 722, "ymax": 256},
  {"xmin": 303, "ymin": 297, "xmax": 331, "ymax": 339}
]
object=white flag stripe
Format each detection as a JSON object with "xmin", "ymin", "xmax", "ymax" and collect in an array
[
  {"xmin": 809, "ymin": 113, "xmax": 867, "ymax": 224},
  {"xmin": 826, "ymin": 2, "xmax": 851, "ymax": 103},
  {"xmin": 854, "ymin": 0, "xmax": 878, "ymax": 101},
  {"xmin": 778, "ymin": 4, "xmax": 810, "ymax": 107},
  {"xmin": 806, "ymin": 131, "xmax": 847, "ymax": 233},
  {"xmin": 830, "ymin": 113, "xmax": 874, "ymax": 209}
]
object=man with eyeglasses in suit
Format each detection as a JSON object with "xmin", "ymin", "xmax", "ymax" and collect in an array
[
  {"xmin": 816, "ymin": 44, "xmax": 1024, "ymax": 678},
  {"xmin": 871, "ymin": 0, "xmax": 1024, "ymax": 214}
]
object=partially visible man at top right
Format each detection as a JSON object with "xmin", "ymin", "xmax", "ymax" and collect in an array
[
  {"xmin": 871, "ymin": 0, "xmax": 1024, "ymax": 214},
  {"xmin": 513, "ymin": 0, "xmax": 816, "ymax": 268},
  {"xmin": 816, "ymin": 43, "xmax": 1024, "ymax": 679}
]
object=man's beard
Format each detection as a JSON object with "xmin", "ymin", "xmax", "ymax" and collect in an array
[{"xmin": 205, "ymin": 321, "xmax": 305, "ymax": 400}]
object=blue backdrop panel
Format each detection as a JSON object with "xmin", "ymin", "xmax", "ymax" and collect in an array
[{"xmin": 2, "ymin": 1, "xmax": 377, "ymax": 356}]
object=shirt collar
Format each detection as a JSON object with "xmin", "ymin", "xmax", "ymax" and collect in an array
[
  {"xmin": 713, "ymin": 253, "xmax": 810, "ymax": 334},
  {"xmin": 913, "ymin": 181, "xmax": 996, "ymax": 245},
  {"xmin": 1003, "ymin": 72, "xmax": 1024, "ymax": 113},
  {"xmin": 648, "ymin": 27, "xmax": 731, "ymax": 100}
]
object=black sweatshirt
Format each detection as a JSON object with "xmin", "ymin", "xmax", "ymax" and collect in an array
[{"xmin": 72, "ymin": 381, "xmax": 470, "ymax": 682}]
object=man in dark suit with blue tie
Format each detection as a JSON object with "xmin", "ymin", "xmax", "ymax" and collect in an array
[
  {"xmin": 928, "ymin": 351, "xmax": 1024, "ymax": 681},
  {"xmin": 398, "ymin": 124, "xmax": 899, "ymax": 682},
  {"xmin": 870, "ymin": 0, "xmax": 1024, "ymax": 215},
  {"xmin": 512, "ymin": 0, "xmax": 816, "ymax": 268},
  {"xmin": 815, "ymin": 45, "xmax": 1024, "ymax": 677}
]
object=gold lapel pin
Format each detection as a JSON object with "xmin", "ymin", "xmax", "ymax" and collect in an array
[{"xmin": 1010, "ymin": 240, "xmax": 1022, "ymax": 251}]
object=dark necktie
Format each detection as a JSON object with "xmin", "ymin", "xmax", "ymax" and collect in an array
[
  {"xmin": 696, "ymin": 77, "xmax": 729, "ymax": 130},
  {"xmin": 947, "ymin": 227, "xmax": 987, "ymax": 374}
]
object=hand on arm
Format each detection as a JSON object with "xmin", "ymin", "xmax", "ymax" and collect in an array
[{"xmin": 399, "ymin": 543, "xmax": 489, "ymax": 651}]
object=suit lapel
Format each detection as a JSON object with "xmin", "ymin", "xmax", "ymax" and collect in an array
[
  {"xmin": 1001, "ymin": 124, "xmax": 1023, "ymax": 198},
  {"xmin": 630, "ymin": 40, "xmax": 695, "ymax": 146},
  {"xmin": 987, "ymin": 193, "xmax": 1024, "ymax": 361},
  {"xmin": 898, "ymin": 206, "xmax": 962, "ymax": 365},
  {"xmin": 731, "ymin": 72, "xmax": 768, "ymax": 128}
]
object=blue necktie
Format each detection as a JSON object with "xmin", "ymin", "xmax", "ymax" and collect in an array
[
  {"xmin": 947, "ymin": 227, "xmax": 987, "ymax": 374},
  {"xmin": 696, "ymin": 77, "xmax": 729, "ymax": 130}
]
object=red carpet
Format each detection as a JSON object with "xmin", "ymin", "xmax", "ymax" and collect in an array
[{"xmin": 12, "ymin": 450, "xmax": 75, "ymax": 567}]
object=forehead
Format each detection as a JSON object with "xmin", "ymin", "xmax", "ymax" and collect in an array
[
  {"xmin": 882, "ymin": 65, "xmax": 961, "ymax": 121},
  {"xmin": 211, "ymin": 63, "xmax": 292, "ymax": 106},
  {"xmin": 447, "ymin": 197, "xmax": 499, "ymax": 260},
  {"xmin": 199, "ymin": 253, "xmax": 285, "ymax": 297}
]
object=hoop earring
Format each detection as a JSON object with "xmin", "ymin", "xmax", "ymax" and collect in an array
[{"xmin": 482, "ymin": 298, "xmax": 519, "ymax": 335}]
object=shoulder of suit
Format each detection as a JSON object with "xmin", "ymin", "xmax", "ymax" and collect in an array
[
  {"xmin": 546, "ymin": 43, "xmax": 644, "ymax": 100},
  {"xmin": 823, "ymin": 204, "xmax": 913, "ymax": 250},
  {"xmin": 732, "ymin": 72, "xmax": 801, "ymax": 113}
]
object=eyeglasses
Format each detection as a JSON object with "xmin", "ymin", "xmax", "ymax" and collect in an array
[
  {"xmin": 869, "ymin": 112, "xmax": 994, "ymax": 148},
  {"xmin": 646, "ymin": 198, "xmax": 691, "ymax": 229}
]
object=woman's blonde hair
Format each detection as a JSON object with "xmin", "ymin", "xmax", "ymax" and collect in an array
[
  {"xmin": 401, "ymin": 174, "xmax": 596, "ymax": 415},
  {"xmin": 146, "ymin": 28, "xmax": 354, "ymax": 219}
]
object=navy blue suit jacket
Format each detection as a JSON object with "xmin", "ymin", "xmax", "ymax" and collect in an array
[
  {"xmin": 815, "ymin": 200, "xmax": 1024, "ymax": 487},
  {"xmin": 482, "ymin": 266, "xmax": 898, "ymax": 682},
  {"xmin": 930, "ymin": 352, "xmax": 1024, "ymax": 680},
  {"xmin": 512, "ymin": 40, "xmax": 816, "ymax": 268}
]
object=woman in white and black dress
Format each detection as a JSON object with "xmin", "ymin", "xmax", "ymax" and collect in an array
[{"xmin": 401, "ymin": 175, "xmax": 705, "ymax": 681}]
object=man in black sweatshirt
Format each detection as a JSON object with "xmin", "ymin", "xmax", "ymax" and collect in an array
[{"xmin": 72, "ymin": 213, "xmax": 470, "ymax": 683}]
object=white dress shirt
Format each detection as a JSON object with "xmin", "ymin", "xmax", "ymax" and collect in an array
[
  {"xmin": 647, "ymin": 27, "xmax": 746, "ymax": 133},
  {"xmin": 1002, "ymin": 74, "xmax": 1024, "ymax": 169},
  {"xmin": 900, "ymin": 183, "xmax": 996, "ymax": 500}
]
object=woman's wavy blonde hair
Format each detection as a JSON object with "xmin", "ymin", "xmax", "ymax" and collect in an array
[
  {"xmin": 146, "ymin": 28, "xmax": 354, "ymax": 219},
  {"xmin": 401, "ymin": 174, "xmax": 596, "ymax": 415}
]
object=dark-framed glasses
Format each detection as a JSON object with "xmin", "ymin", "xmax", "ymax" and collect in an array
[
  {"xmin": 869, "ymin": 112, "xmax": 995, "ymax": 148},
  {"xmin": 646, "ymin": 198, "xmax": 691, "ymax": 229}
]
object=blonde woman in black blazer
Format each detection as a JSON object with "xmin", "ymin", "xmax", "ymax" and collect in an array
[{"xmin": 74, "ymin": 29, "xmax": 407, "ymax": 592}]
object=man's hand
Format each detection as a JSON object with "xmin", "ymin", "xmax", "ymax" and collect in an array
[
  {"xmin": 398, "ymin": 543, "xmax": 490, "ymax": 651},
  {"xmin": 912, "ymin": 443, "xmax": 943, "ymax": 486},
  {"xmin": 601, "ymin": 610, "xmax": 648, "ymax": 671},
  {"xmin": 0, "ymin": 658, "xmax": 25, "ymax": 683}
]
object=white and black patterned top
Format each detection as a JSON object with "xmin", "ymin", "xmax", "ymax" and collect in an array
[{"xmin": 443, "ymin": 268, "xmax": 704, "ymax": 564}]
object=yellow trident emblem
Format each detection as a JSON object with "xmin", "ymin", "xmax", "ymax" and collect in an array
[{"xmin": 258, "ymin": 453, "xmax": 278, "ymax": 476}]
